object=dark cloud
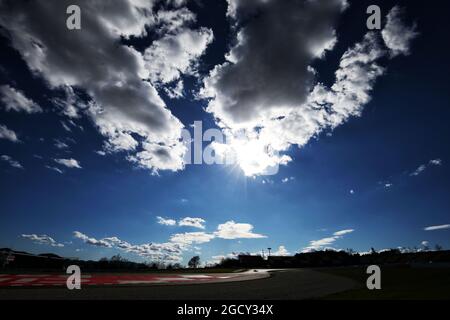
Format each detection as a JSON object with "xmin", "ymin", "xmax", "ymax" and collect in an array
[
  {"xmin": 204, "ymin": 0, "xmax": 346, "ymax": 126},
  {"xmin": 203, "ymin": 2, "xmax": 417, "ymax": 176}
]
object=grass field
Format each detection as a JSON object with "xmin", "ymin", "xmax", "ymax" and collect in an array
[{"xmin": 317, "ymin": 265, "xmax": 450, "ymax": 300}]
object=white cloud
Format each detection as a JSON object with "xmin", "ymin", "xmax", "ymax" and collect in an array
[
  {"xmin": 155, "ymin": 7, "xmax": 196, "ymax": 35},
  {"xmin": 54, "ymin": 139, "xmax": 69, "ymax": 149},
  {"xmin": 158, "ymin": 218, "xmax": 265, "ymax": 239},
  {"xmin": 272, "ymin": 245, "xmax": 290, "ymax": 256},
  {"xmin": 73, "ymin": 231, "xmax": 114, "ymax": 248},
  {"xmin": 156, "ymin": 216, "xmax": 206, "ymax": 229},
  {"xmin": 178, "ymin": 217, "xmax": 206, "ymax": 229},
  {"xmin": 0, "ymin": 124, "xmax": 19, "ymax": 142},
  {"xmin": 145, "ymin": 27, "xmax": 213, "ymax": 85},
  {"xmin": 411, "ymin": 164, "xmax": 426, "ymax": 176},
  {"xmin": 21, "ymin": 234, "xmax": 64, "ymax": 247},
  {"xmin": 309, "ymin": 237, "xmax": 338, "ymax": 248},
  {"xmin": 302, "ymin": 228, "xmax": 354, "ymax": 252},
  {"xmin": 61, "ymin": 121, "xmax": 72, "ymax": 132},
  {"xmin": 214, "ymin": 220, "xmax": 266, "ymax": 239},
  {"xmin": 429, "ymin": 159, "xmax": 442, "ymax": 166},
  {"xmin": 127, "ymin": 141, "xmax": 186, "ymax": 174},
  {"xmin": 207, "ymin": 252, "xmax": 239, "ymax": 265},
  {"xmin": 0, "ymin": 0, "xmax": 187, "ymax": 174},
  {"xmin": 75, "ymin": 219, "xmax": 266, "ymax": 263},
  {"xmin": 51, "ymin": 86, "xmax": 83, "ymax": 119},
  {"xmin": 421, "ymin": 241, "xmax": 429, "ymax": 246},
  {"xmin": 170, "ymin": 232, "xmax": 215, "ymax": 245},
  {"xmin": 45, "ymin": 166, "xmax": 64, "ymax": 174},
  {"xmin": 164, "ymin": 80, "xmax": 185, "ymax": 99},
  {"xmin": 156, "ymin": 216, "xmax": 177, "ymax": 226},
  {"xmin": 411, "ymin": 159, "xmax": 442, "ymax": 176},
  {"xmin": 74, "ymin": 231, "xmax": 185, "ymax": 263},
  {"xmin": 261, "ymin": 179, "xmax": 274, "ymax": 185},
  {"xmin": 202, "ymin": 4, "xmax": 417, "ymax": 176},
  {"xmin": 424, "ymin": 224, "xmax": 450, "ymax": 231},
  {"xmin": 382, "ymin": 6, "xmax": 418, "ymax": 57},
  {"xmin": 0, "ymin": 155, "xmax": 23, "ymax": 169},
  {"xmin": 0, "ymin": 84, "xmax": 41, "ymax": 113},
  {"xmin": 281, "ymin": 177, "xmax": 295, "ymax": 183},
  {"xmin": 333, "ymin": 229, "xmax": 354, "ymax": 236},
  {"xmin": 54, "ymin": 158, "xmax": 82, "ymax": 169}
]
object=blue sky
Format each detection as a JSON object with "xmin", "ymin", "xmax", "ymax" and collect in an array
[{"xmin": 0, "ymin": 0, "xmax": 449, "ymax": 265}]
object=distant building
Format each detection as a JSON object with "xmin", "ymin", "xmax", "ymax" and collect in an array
[
  {"xmin": 267, "ymin": 255, "xmax": 295, "ymax": 267},
  {"xmin": 238, "ymin": 254, "xmax": 266, "ymax": 267}
]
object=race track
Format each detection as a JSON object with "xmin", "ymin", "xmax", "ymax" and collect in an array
[{"xmin": 0, "ymin": 269, "xmax": 358, "ymax": 299}]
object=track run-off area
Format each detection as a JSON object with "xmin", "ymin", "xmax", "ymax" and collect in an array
[{"xmin": 0, "ymin": 269, "xmax": 271, "ymax": 287}]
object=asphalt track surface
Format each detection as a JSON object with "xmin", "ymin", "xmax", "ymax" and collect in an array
[{"xmin": 0, "ymin": 269, "xmax": 358, "ymax": 300}]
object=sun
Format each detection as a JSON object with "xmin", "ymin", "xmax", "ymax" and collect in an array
[{"xmin": 223, "ymin": 136, "xmax": 289, "ymax": 177}]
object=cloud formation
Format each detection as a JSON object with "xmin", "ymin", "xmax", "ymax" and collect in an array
[
  {"xmin": 382, "ymin": 6, "xmax": 418, "ymax": 57},
  {"xmin": 272, "ymin": 245, "xmax": 290, "ymax": 256},
  {"xmin": 178, "ymin": 217, "xmax": 206, "ymax": 229},
  {"xmin": 45, "ymin": 166, "xmax": 64, "ymax": 174},
  {"xmin": 424, "ymin": 224, "xmax": 450, "ymax": 231},
  {"xmin": 74, "ymin": 231, "xmax": 192, "ymax": 263},
  {"xmin": 156, "ymin": 216, "xmax": 177, "ymax": 226},
  {"xmin": 302, "ymin": 229, "xmax": 354, "ymax": 252},
  {"xmin": 410, "ymin": 159, "xmax": 442, "ymax": 176},
  {"xmin": 54, "ymin": 158, "xmax": 82, "ymax": 169},
  {"xmin": 0, "ymin": 2, "xmax": 418, "ymax": 177},
  {"xmin": 74, "ymin": 219, "xmax": 265, "ymax": 263},
  {"xmin": 157, "ymin": 219, "xmax": 266, "ymax": 239},
  {"xmin": 54, "ymin": 139, "xmax": 69, "ymax": 150},
  {"xmin": 0, "ymin": 155, "xmax": 23, "ymax": 169},
  {"xmin": 0, "ymin": 124, "xmax": 19, "ymax": 142},
  {"xmin": 156, "ymin": 216, "xmax": 206, "ymax": 229},
  {"xmin": 333, "ymin": 229, "xmax": 354, "ymax": 236},
  {"xmin": 145, "ymin": 27, "xmax": 213, "ymax": 86},
  {"xmin": 0, "ymin": 0, "xmax": 214, "ymax": 174},
  {"xmin": 214, "ymin": 220, "xmax": 266, "ymax": 239},
  {"xmin": 169, "ymin": 232, "xmax": 215, "ymax": 245},
  {"xmin": 204, "ymin": 0, "xmax": 346, "ymax": 127},
  {"xmin": 203, "ymin": 3, "xmax": 417, "ymax": 176},
  {"xmin": 21, "ymin": 234, "xmax": 64, "ymax": 247},
  {"xmin": 0, "ymin": 85, "xmax": 41, "ymax": 113},
  {"xmin": 282, "ymin": 177, "xmax": 295, "ymax": 183},
  {"xmin": 73, "ymin": 231, "xmax": 113, "ymax": 247}
]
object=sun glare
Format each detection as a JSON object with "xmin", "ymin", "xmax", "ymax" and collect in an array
[{"xmin": 227, "ymin": 137, "xmax": 283, "ymax": 177}]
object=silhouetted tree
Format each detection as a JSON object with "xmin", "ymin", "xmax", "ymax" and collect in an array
[
  {"xmin": 110, "ymin": 254, "xmax": 127, "ymax": 262},
  {"xmin": 0, "ymin": 251, "xmax": 7, "ymax": 268},
  {"xmin": 188, "ymin": 255, "xmax": 200, "ymax": 268}
]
